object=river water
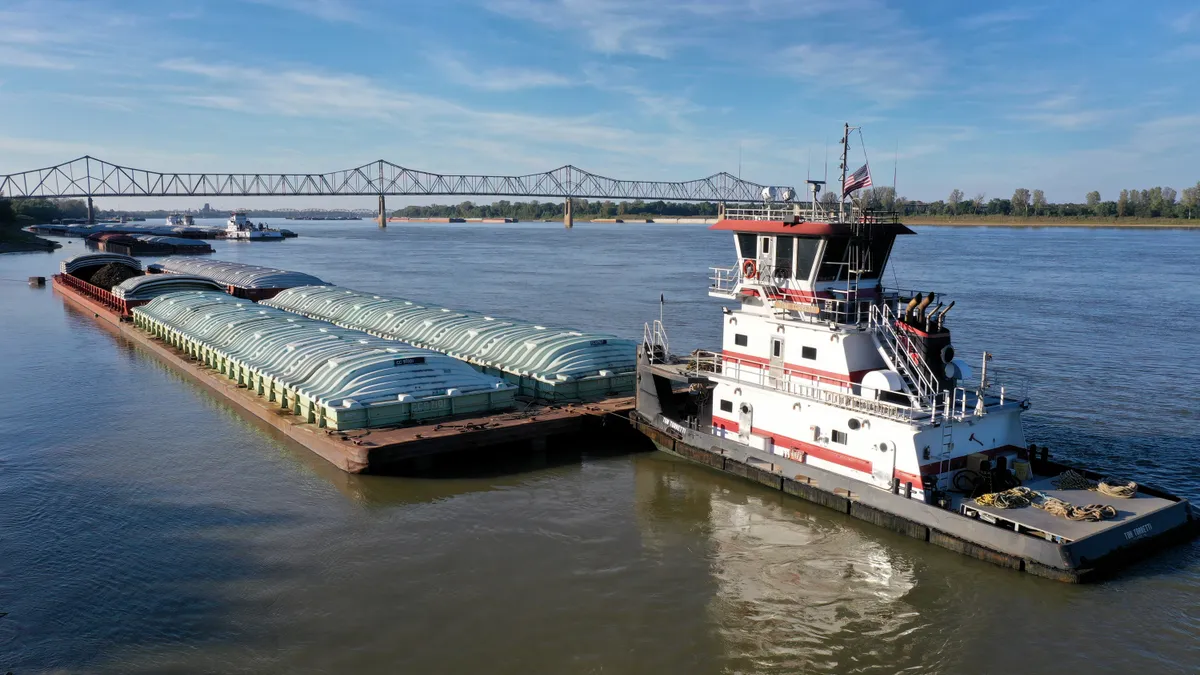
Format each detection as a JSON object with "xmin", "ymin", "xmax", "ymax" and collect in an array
[{"xmin": 1, "ymin": 221, "xmax": 1197, "ymax": 674}]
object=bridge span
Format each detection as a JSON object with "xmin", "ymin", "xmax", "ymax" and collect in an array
[{"xmin": 0, "ymin": 156, "xmax": 791, "ymax": 227}]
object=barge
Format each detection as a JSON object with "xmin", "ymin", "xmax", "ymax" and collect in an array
[
  {"xmin": 262, "ymin": 285, "xmax": 636, "ymax": 401},
  {"xmin": 154, "ymin": 256, "xmax": 329, "ymax": 301},
  {"xmin": 51, "ymin": 255, "xmax": 638, "ymax": 473},
  {"xmin": 631, "ymin": 126, "xmax": 1197, "ymax": 582}
]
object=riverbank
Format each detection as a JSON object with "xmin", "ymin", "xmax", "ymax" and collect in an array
[
  {"xmin": 904, "ymin": 215, "xmax": 1200, "ymax": 229},
  {"xmin": 0, "ymin": 224, "xmax": 61, "ymax": 253}
]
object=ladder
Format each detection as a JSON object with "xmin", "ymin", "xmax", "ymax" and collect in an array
[{"xmin": 937, "ymin": 418, "xmax": 955, "ymax": 490}]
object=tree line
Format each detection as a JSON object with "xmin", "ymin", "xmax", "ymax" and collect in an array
[
  {"xmin": 392, "ymin": 199, "xmax": 722, "ymax": 220},
  {"xmin": 852, "ymin": 183, "xmax": 1200, "ymax": 219},
  {"xmin": 7, "ymin": 181, "xmax": 1200, "ymax": 225}
]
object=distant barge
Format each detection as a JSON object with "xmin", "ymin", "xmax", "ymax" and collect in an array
[{"xmin": 52, "ymin": 254, "xmax": 638, "ymax": 473}]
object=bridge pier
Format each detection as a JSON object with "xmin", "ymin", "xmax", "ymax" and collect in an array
[
  {"xmin": 378, "ymin": 194, "xmax": 386, "ymax": 228},
  {"xmin": 717, "ymin": 201, "xmax": 725, "ymax": 221},
  {"xmin": 564, "ymin": 197, "xmax": 573, "ymax": 229},
  {"xmin": 87, "ymin": 196, "xmax": 95, "ymax": 224}
]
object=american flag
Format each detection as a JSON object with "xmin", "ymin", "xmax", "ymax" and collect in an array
[{"xmin": 843, "ymin": 164, "xmax": 872, "ymax": 194}]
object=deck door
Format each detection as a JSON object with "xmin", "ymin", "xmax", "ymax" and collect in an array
[{"xmin": 769, "ymin": 336, "xmax": 785, "ymax": 387}]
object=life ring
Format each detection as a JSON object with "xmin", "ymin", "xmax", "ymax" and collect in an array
[{"xmin": 742, "ymin": 259, "xmax": 758, "ymax": 279}]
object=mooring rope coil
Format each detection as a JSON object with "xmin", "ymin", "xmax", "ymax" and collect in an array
[
  {"xmin": 1097, "ymin": 477, "xmax": 1138, "ymax": 499},
  {"xmin": 974, "ymin": 486, "xmax": 1035, "ymax": 509},
  {"xmin": 974, "ymin": 485, "xmax": 1119, "ymax": 521}
]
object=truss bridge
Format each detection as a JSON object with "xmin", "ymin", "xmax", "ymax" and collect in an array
[{"xmin": 0, "ymin": 156, "xmax": 790, "ymax": 227}]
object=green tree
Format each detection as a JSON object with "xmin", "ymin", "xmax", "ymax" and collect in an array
[
  {"xmin": 1085, "ymin": 190, "xmax": 1101, "ymax": 216},
  {"xmin": 1117, "ymin": 190, "xmax": 1129, "ymax": 217},
  {"xmin": 1181, "ymin": 183, "xmax": 1200, "ymax": 218},
  {"xmin": 1011, "ymin": 188, "xmax": 1031, "ymax": 216},
  {"xmin": 1032, "ymin": 189, "xmax": 1046, "ymax": 215},
  {"xmin": 947, "ymin": 188, "xmax": 963, "ymax": 215}
]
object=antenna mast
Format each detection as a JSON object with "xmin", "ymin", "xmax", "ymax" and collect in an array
[{"xmin": 838, "ymin": 122, "xmax": 850, "ymax": 221}]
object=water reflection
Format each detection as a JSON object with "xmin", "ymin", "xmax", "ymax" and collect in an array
[{"xmin": 635, "ymin": 453, "xmax": 937, "ymax": 674}]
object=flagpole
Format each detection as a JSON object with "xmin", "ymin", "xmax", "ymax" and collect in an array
[{"xmin": 839, "ymin": 122, "xmax": 849, "ymax": 222}]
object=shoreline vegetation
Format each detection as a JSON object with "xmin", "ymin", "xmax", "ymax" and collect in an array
[
  {"xmin": 0, "ymin": 199, "xmax": 59, "ymax": 253},
  {"xmin": 4, "ymin": 187, "xmax": 1199, "ymax": 255},
  {"xmin": 902, "ymin": 215, "xmax": 1200, "ymax": 228}
]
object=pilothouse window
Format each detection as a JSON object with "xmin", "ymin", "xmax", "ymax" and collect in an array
[
  {"xmin": 794, "ymin": 237, "xmax": 821, "ymax": 281},
  {"xmin": 775, "ymin": 235, "xmax": 793, "ymax": 279},
  {"xmin": 736, "ymin": 233, "xmax": 757, "ymax": 260},
  {"xmin": 817, "ymin": 237, "xmax": 850, "ymax": 282},
  {"xmin": 761, "ymin": 237, "xmax": 771, "ymax": 255}
]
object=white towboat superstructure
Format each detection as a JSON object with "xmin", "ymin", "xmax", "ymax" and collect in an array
[
  {"xmin": 225, "ymin": 211, "xmax": 283, "ymax": 240},
  {"xmin": 631, "ymin": 124, "xmax": 1197, "ymax": 581},
  {"xmin": 688, "ymin": 199, "xmax": 1022, "ymax": 501}
]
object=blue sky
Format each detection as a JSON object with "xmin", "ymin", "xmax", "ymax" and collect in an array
[{"xmin": 1, "ymin": 0, "xmax": 1199, "ymax": 208}]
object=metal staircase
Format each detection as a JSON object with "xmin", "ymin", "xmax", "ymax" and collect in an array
[{"xmin": 868, "ymin": 303, "xmax": 940, "ymax": 407}]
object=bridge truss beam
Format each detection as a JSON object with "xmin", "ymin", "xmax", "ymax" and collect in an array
[{"xmin": 0, "ymin": 157, "xmax": 788, "ymax": 203}]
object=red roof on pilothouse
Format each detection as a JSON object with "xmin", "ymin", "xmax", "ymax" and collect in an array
[{"xmin": 709, "ymin": 219, "xmax": 917, "ymax": 235}]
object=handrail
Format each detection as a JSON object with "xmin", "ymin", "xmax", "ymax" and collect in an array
[
  {"xmin": 869, "ymin": 303, "xmax": 940, "ymax": 405},
  {"xmin": 689, "ymin": 351, "xmax": 917, "ymax": 423},
  {"xmin": 721, "ymin": 203, "xmax": 902, "ymax": 225},
  {"xmin": 642, "ymin": 320, "xmax": 670, "ymax": 364}
]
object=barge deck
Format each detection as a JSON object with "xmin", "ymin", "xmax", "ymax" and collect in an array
[{"xmin": 52, "ymin": 276, "xmax": 637, "ymax": 473}]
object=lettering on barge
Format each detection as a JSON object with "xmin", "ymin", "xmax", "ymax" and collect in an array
[
  {"xmin": 412, "ymin": 398, "xmax": 450, "ymax": 413},
  {"xmin": 1124, "ymin": 523, "xmax": 1153, "ymax": 541}
]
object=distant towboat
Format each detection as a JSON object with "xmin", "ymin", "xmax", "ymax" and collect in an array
[{"xmin": 224, "ymin": 212, "xmax": 283, "ymax": 240}]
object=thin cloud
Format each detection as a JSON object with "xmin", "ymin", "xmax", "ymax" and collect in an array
[
  {"xmin": 1171, "ymin": 8, "xmax": 1200, "ymax": 33},
  {"xmin": 241, "ymin": 0, "xmax": 366, "ymax": 24},
  {"xmin": 958, "ymin": 9, "xmax": 1035, "ymax": 30},
  {"xmin": 434, "ymin": 54, "xmax": 573, "ymax": 91},
  {"xmin": 487, "ymin": 0, "xmax": 675, "ymax": 58}
]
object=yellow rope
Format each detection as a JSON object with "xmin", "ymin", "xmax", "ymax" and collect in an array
[
  {"xmin": 974, "ymin": 486, "xmax": 1035, "ymax": 509},
  {"xmin": 975, "ymin": 486, "xmax": 1119, "ymax": 521},
  {"xmin": 1097, "ymin": 477, "xmax": 1138, "ymax": 499}
]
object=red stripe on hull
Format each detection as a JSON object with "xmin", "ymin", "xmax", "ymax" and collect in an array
[
  {"xmin": 710, "ymin": 416, "xmax": 923, "ymax": 486},
  {"xmin": 751, "ymin": 426, "xmax": 873, "ymax": 474},
  {"xmin": 711, "ymin": 415, "xmax": 739, "ymax": 431}
]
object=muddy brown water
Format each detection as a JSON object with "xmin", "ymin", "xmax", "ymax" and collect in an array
[{"xmin": 1, "ymin": 221, "xmax": 1197, "ymax": 673}]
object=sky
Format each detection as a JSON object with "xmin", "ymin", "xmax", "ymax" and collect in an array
[{"xmin": 1, "ymin": 0, "xmax": 1199, "ymax": 209}]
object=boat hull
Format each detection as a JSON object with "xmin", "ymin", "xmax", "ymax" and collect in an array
[{"xmin": 633, "ymin": 358, "xmax": 1199, "ymax": 582}]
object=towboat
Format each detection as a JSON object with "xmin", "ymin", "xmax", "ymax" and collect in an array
[
  {"xmin": 632, "ymin": 125, "xmax": 1197, "ymax": 582},
  {"xmin": 225, "ymin": 211, "xmax": 283, "ymax": 240}
]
